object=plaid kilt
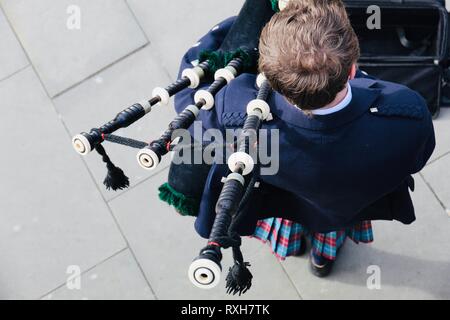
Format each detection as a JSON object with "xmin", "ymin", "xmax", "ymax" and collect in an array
[{"xmin": 252, "ymin": 218, "xmax": 373, "ymax": 261}]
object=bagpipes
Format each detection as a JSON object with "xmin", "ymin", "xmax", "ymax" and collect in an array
[
  {"xmin": 187, "ymin": 77, "xmax": 272, "ymax": 294},
  {"xmin": 72, "ymin": 0, "xmax": 282, "ymax": 295}
]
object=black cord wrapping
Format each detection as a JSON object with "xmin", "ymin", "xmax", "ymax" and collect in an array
[
  {"xmin": 206, "ymin": 175, "xmax": 253, "ymax": 295},
  {"xmin": 207, "ymin": 58, "xmax": 243, "ymax": 96},
  {"xmin": 228, "ymin": 58, "xmax": 244, "ymax": 74},
  {"xmin": 166, "ymin": 61, "xmax": 210, "ymax": 95},
  {"xmin": 80, "ymin": 62, "xmax": 214, "ymax": 192},
  {"xmin": 209, "ymin": 178, "xmax": 245, "ymax": 246},
  {"xmin": 206, "ymin": 135, "xmax": 259, "ymax": 295},
  {"xmin": 222, "ymin": 81, "xmax": 271, "ymax": 295},
  {"xmin": 224, "ymin": 167, "xmax": 260, "ymax": 296},
  {"xmin": 257, "ymin": 80, "xmax": 271, "ymax": 100},
  {"xmin": 93, "ymin": 130, "xmax": 129, "ymax": 191},
  {"xmin": 99, "ymin": 103, "xmax": 147, "ymax": 135},
  {"xmin": 230, "ymin": 166, "xmax": 260, "ymax": 234},
  {"xmin": 105, "ymin": 134, "xmax": 148, "ymax": 149},
  {"xmin": 148, "ymin": 107, "xmax": 198, "ymax": 157},
  {"xmin": 81, "ymin": 61, "xmax": 212, "ymax": 159},
  {"xmin": 145, "ymin": 58, "xmax": 243, "ymax": 161},
  {"xmin": 104, "ymin": 134, "xmax": 227, "ymax": 152},
  {"xmin": 238, "ymin": 115, "xmax": 261, "ymax": 154},
  {"xmin": 207, "ymin": 77, "xmax": 228, "ymax": 96},
  {"xmin": 165, "ymin": 77, "xmax": 191, "ymax": 96}
]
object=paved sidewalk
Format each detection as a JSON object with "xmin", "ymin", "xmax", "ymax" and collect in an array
[{"xmin": 0, "ymin": 0, "xmax": 449, "ymax": 300}]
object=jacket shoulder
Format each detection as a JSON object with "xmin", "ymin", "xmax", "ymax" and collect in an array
[
  {"xmin": 178, "ymin": 17, "xmax": 237, "ymax": 78},
  {"xmin": 362, "ymin": 79, "xmax": 429, "ymax": 120},
  {"xmin": 217, "ymin": 73, "xmax": 258, "ymax": 127}
]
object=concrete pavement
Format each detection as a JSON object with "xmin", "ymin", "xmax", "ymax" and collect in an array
[{"xmin": 0, "ymin": 0, "xmax": 449, "ymax": 300}]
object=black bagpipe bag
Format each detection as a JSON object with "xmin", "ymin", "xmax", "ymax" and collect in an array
[
  {"xmin": 345, "ymin": 0, "xmax": 449, "ymax": 117},
  {"xmin": 158, "ymin": 0, "xmax": 274, "ymax": 218}
]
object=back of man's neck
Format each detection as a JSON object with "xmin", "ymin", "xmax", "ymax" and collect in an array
[{"xmin": 320, "ymin": 83, "xmax": 349, "ymax": 110}]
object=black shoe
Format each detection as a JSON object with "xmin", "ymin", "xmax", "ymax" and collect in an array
[
  {"xmin": 309, "ymin": 250, "xmax": 334, "ymax": 278},
  {"xmin": 293, "ymin": 235, "xmax": 308, "ymax": 257}
]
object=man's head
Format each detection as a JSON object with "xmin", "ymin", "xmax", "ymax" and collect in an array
[{"xmin": 259, "ymin": 0, "xmax": 360, "ymax": 110}]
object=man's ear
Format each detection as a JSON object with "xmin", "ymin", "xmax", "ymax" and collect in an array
[{"xmin": 349, "ymin": 63, "xmax": 357, "ymax": 80}]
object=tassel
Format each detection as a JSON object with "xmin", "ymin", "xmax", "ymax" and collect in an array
[
  {"xmin": 158, "ymin": 183, "xmax": 199, "ymax": 217},
  {"xmin": 94, "ymin": 144, "xmax": 130, "ymax": 191},
  {"xmin": 225, "ymin": 246, "xmax": 253, "ymax": 295},
  {"xmin": 199, "ymin": 48, "xmax": 253, "ymax": 74},
  {"xmin": 270, "ymin": 0, "xmax": 280, "ymax": 12}
]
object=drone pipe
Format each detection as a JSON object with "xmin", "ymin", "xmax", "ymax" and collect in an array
[
  {"xmin": 71, "ymin": 61, "xmax": 210, "ymax": 156},
  {"xmin": 187, "ymin": 79, "xmax": 271, "ymax": 290},
  {"xmin": 136, "ymin": 58, "xmax": 244, "ymax": 170}
]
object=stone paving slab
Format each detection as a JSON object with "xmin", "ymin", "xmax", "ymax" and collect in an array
[
  {"xmin": 127, "ymin": 0, "xmax": 244, "ymax": 78},
  {"xmin": 282, "ymin": 175, "xmax": 450, "ymax": 299},
  {"xmin": 0, "ymin": 8, "xmax": 28, "ymax": 81},
  {"xmin": 108, "ymin": 168, "xmax": 301, "ymax": 300},
  {"xmin": 422, "ymin": 153, "xmax": 450, "ymax": 212},
  {"xmin": 55, "ymin": 45, "xmax": 175, "ymax": 201},
  {"xmin": 42, "ymin": 249, "xmax": 155, "ymax": 300},
  {"xmin": 429, "ymin": 108, "xmax": 450, "ymax": 162},
  {"xmin": 0, "ymin": 67, "xmax": 126, "ymax": 299},
  {"xmin": 0, "ymin": 0, "xmax": 148, "ymax": 97}
]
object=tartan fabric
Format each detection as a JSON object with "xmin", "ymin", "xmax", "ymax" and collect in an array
[
  {"xmin": 252, "ymin": 219, "xmax": 373, "ymax": 261},
  {"xmin": 253, "ymin": 218, "xmax": 305, "ymax": 260}
]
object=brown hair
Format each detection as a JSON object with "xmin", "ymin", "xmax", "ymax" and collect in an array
[{"xmin": 259, "ymin": 0, "xmax": 360, "ymax": 110}]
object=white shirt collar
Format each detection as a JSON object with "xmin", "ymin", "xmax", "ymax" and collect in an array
[{"xmin": 310, "ymin": 83, "xmax": 352, "ymax": 115}]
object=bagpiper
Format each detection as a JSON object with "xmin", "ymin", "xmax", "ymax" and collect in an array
[
  {"xmin": 71, "ymin": 0, "xmax": 435, "ymax": 295},
  {"xmin": 163, "ymin": 0, "xmax": 435, "ymax": 292}
]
